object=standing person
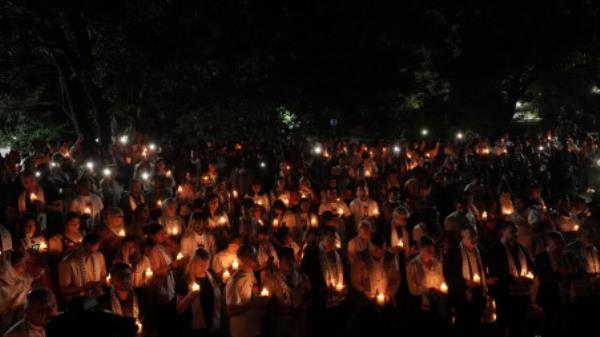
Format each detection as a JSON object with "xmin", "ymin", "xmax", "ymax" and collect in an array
[
  {"xmin": 534, "ymin": 231, "xmax": 576, "ymax": 337},
  {"xmin": 2, "ymin": 288, "xmax": 57, "ymax": 337},
  {"xmin": 225, "ymin": 244, "xmax": 268, "ymax": 337},
  {"xmin": 144, "ymin": 224, "xmax": 177, "ymax": 337},
  {"xmin": 486, "ymin": 222, "xmax": 535, "ymax": 337},
  {"xmin": 349, "ymin": 234, "xmax": 401, "ymax": 336},
  {"xmin": 100, "ymin": 263, "xmax": 144, "ymax": 335},
  {"xmin": 68, "ymin": 177, "xmax": 104, "ymax": 228},
  {"xmin": 212, "ymin": 235, "xmax": 241, "ymax": 283},
  {"xmin": 48, "ymin": 213, "xmax": 82, "ymax": 256},
  {"xmin": 301, "ymin": 227, "xmax": 348, "ymax": 337},
  {"xmin": 176, "ymin": 248, "xmax": 221, "ymax": 337},
  {"xmin": 97, "ymin": 207, "xmax": 126, "ymax": 265},
  {"xmin": 407, "ymin": 236, "xmax": 448, "ymax": 335},
  {"xmin": 444, "ymin": 227, "xmax": 494, "ymax": 337},
  {"xmin": 347, "ymin": 221, "xmax": 373, "ymax": 264},
  {"xmin": 180, "ymin": 212, "xmax": 217, "ymax": 260},
  {"xmin": 261, "ymin": 248, "xmax": 311, "ymax": 337},
  {"xmin": 58, "ymin": 232, "xmax": 107, "ymax": 302},
  {"xmin": 119, "ymin": 180, "xmax": 146, "ymax": 225},
  {"xmin": 349, "ymin": 183, "xmax": 379, "ymax": 228}
]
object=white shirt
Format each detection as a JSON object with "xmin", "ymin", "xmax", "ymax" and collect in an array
[
  {"xmin": 212, "ymin": 250, "xmax": 239, "ymax": 276},
  {"xmin": 180, "ymin": 231, "xmax": 216, "ymax": 258},
  {"xmin": 69, "ymin": 194, "xmax": 104, "ymax": 219},
  {"xmin": 349, "ymin": 198, "xmax": 379, "ymax": 224},
  {"xmin": 226, "ymin": 270, "xmax": 262, "ymax": 337}
]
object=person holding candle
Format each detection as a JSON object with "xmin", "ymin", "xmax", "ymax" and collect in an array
[
  {"xmin": 407, "ymin": 236, "xmax": 448, "ymax": 335},
  {"xmin": 97, "ymin": 207, "xmax": 126, "ymax": 264},
  {"xmin": 444, "ymin": 194, "xmax": 477, "ymax": 251},
  {"xmin": 17, "ymin": 171, "xmax": 63, "ymax": 229},
  {"xmin": 486, "ymin": 222, "xmax": 535, "ymax": 337},
  {"xmin": 15, "ymin": 214, "xmax": 45, "ymax": 252},
  {"xmin": 176, "ymin": 248, "xmax": 221, "ymax": 337},
  {"xmin": 270, "ymin": 200, "xmax": 295, "ymax": 230},
  {"xmin": 112, "ymin": 237, "xmax": 152, "ymax": 289},
  {"xmin": 212, "ymin": 235, "xmax": 241, "ymax": 281},
  {"xmin": 99, "ymin": 263, "xmax": 144, "ymax": 335},
  {"xmin": 225, "ymin": 244, "xmax": 267, "ymax": 337},
  {"xmin": 48, "ymin": 212, "xmax": 82, "ymax": 256},
  {"xmin": 68, "ymin": 177, "xmax": 104, "ymax": 227},
  {"xmin": 300, "ymin": 227, "xmax": 348, "ymax": 337},
  {"xmin": 443, "ymin": 226, "xmax": 492, "ymax": 337},
  {"xmin": 261, "ymin": 248, "xmax": 311, "ymax": 337},
  {"xmin": 349, "ymin": 182, "xmax": 379, "ymax": 226},
  {"xmin": 349, "ymin": 234, "xmax": 400, "ymax": 335},
  {"xmin": 289, "ymin": 198, "xmax": 318, "ymax": 244},
  {"xmin": 58, "ymin": 232, "xmax": 107, "ymax": 301},
  {"xmin": 256, "ymin": 227, "xmax": 279, "ymax": 271},
  {"xmin": 0, "ymin": 251, "xmax": 36, "ymax": 333},
  {"xmin": 144, "ymin": 223, "xmax": 177, "ymax": 337},
  {"xmin": 204, "ymin": 194, "xmax": 230, "ymax": 250},
  {"xmin": 181, "ymin": 212, "xmax": 217, "ymax": 262},
  {"xmin": 245, "ymin": 181, "xmax": 270, "ymax": 213},
  {"xmin": 158, "ymin": 198, "xmax": 185, "ymax": 240}
]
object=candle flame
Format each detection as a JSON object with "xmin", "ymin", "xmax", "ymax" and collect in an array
[
  {"xmin": 176, "ymin": 252, "xmax": 184, "ymax": 260},
  {"xmin": 260, "ymin": 287, "xmax": 270, "ymax": 297},
  {"xmin": 440, "ymin": 282, "xmax": 448, "ymax": 293},
  {"xmin": 191, "ymin": 282, "xmax": 200, "ymax": 292},
  {"xmin": 222, "ymin": 270, "xmax": 231, "ymax": 282},
  {"xmin": 144, "ymin": 268, "xmax": 153, "ymax": 280},
  {"xmin": 232, "ymin": 259, "xmax": 239, "ymax": 270}
]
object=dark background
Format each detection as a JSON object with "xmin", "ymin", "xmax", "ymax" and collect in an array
[{"xmin": 1, "ymin": 0, "xmax": 599, "ymax": 149}]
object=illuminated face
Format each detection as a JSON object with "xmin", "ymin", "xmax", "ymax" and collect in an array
[
  {"xmin": 393, "ymin": 213, "xmax": 407, "ymax": 227},
  {"xmin": 22, "ymin": 175, "xmax": 38, "ymax": 192},
  {"xmin": 66, "ymin": 218, "xmax": 81, "ymax": 233},
  {"xmin": 193, "ymin": 258, "xmax": 209, "ymax": 276},
  {"xmin": 191, "ymin": 218, "xmax": 206, "ymax": 234},
  {"xmin": 208, "ymin": 198, "xmax": 219, "ymax": 212}
]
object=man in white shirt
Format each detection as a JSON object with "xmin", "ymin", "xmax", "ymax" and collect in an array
[
  {"xmin": 212, "ymin": 235, "xmax": 241, "ymax": 281},
  {"xmin": 180, "ymin": 212, "xmax": 216, "ymax": 259},
  {"xmin": 3, "ymin": 288, "xmax": 57, "ymax": 337},
  {"xmin": 225, "ymin": 244, "xmax": 268, "ymax": 337},
  {"xmin": 58, "ymin": 233, "xmax": 107, "ymax": 301},
  {"xmin": 347, "ymin": 221, "xmax": 373, "ymax": 264},
  {"xmin": 349, "ymin": 184, "xmax": 379, "ymax": 226}
]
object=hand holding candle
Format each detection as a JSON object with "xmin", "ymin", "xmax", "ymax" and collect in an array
[{"xmin": 222, "ymin": 270, "xmax": 231, "ymax": 283}]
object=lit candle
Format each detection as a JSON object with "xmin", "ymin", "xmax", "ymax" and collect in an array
[
  {"xmin": 176, "ymin": 252, "xmax": 184, "ymax": 260},
  {"xmin": 83, "ymin": 207, "xmax": 92, "ymax": 215},
  {"xmin": 310, "ymin": 216, "xmax": 317, "ymax": 227},
  {"xmin": 222, "ymin": 270, "xmax": 231, "ymax": 283},
  {"xmin": 166, "ymin": 170, "xmax": 172, "ymax": 177},
  {"xmin": 376, "ymin": 292, "xmax": 385, "ymax": 306},
  {"xmin": 106, "ymin": 275, "xmax": 111, "ymax": 284},
  {"xmin": 118, "ymin": 229, "xmax": 126, "ymax": 237},
  {"xmin": 440, "ymin": 282, "xmax": 449, "ymax": 294},
  {"xmin": 135, "ymin": 320, "xmax": 143, "ymax": 334},
  {"xmin": 525, "ymin": 271, "xmax": 534, "ymax": 280},
  {"xmin": 372, "ymin": 208, "xmax": 380, "ymax": 217},
  {"xmin": 335, "ymin": 241, "xmax": 342, "ymax": 249},
  {"xmin": 218, "ymin": 216, "xmax": 227, "ymax": 225},
  {"xmin": 574, "ymin": 224, "xmax": 580, "ymax": 231},
  {"xmin": 177, "ymin": 185, "xmax": 183, "ymax": 194},
  {"xmin": 232, "ymin": 259, "xmax": 239, "ymax": 270},
  {"xmin": 335, "ymin": 281, "xmax": 344, "ymax": 292},
  {"xmin": 156, "ymin": 200, "xmax": 163, "ymax": 208},
  {"xmin": 232, "ymin": 190, "xmax": 238, "ymax": 198},
  {"xmin": 171, "ymin": 227, "xmax": 179, "ymax": 236},
  {"xmin": 472, "ymin": 273, "xmax": 481, "ymax": 284},
  {"xmin": 337, "ymin": 207, "xmax": 344, "ymax": 216},
  {"xmin": 365, "ymin": 170, "xmax": 371, "ymax": 177},
  {"xmin": 260, "ymin": 287, "xmax": 270, "ymax": 297},
  {"xmin": 38, "ymin": 240, "xmax": 47, "ymax": 251},
  {"xmin": 30, "ymin": 193, "xmax": 38, "ymax": 202},
  {"xmin": 144, "ymin": 268, "xmax": 153, "ymax": 281},
  {"xmin": 272, "ymin": 218, "xmax": 279, "ymax": 227},
  {"xmin": 257, "ymin": 199, "xmax": 263, "ymax": 206},
  {"xmin": 397, "ymin": 239, "xmax": 404, "ymax": 249},
  {"xmin": 190, "ymin": 282, "xmax": 200, "ymax": 292},
  {"xmin": 481, "ymin": 211, "xmax": 488, "ymax": 221}
]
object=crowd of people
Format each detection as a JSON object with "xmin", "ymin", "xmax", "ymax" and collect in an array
[{"xmin": 0, "ymin": 127, "xmax": 599, "ymax": 337}]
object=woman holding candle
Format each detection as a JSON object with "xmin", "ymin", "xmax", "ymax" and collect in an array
[
  {"xmin": 176, "ymin": 248, "xmax": 221, "ymax": 337},
  {"xmin": 245, "ymin": 181, "xmax": 270, "ymax": 213},
  {"xmin": 407, "ymin": 236, "xmax": 448, "ymax": 334},
  {"xmin": 158, "ymin": 198, "xmax": 185, "ymax": 239},
  {"xmin": 68, "ymin": 177, "xmax": 104, "ymax": 226},
  {"xmin": 15, "ymin": 214, "xmax": 45, "ymax": 252},
  {"xmin": 48, "ymin": 212, "xmax": 82, "ymax": 256}
]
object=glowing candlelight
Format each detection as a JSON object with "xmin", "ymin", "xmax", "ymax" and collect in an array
[
  {"xmin": 574, "ymin": 224, "xmax": 580, "ymax": 231},
  {"xmin": 232, "ymin": 190, "xmax": 238, "ymax": 198},
  {"xmin": 257, "ymin": 199, "xmax": 263, "ymax": 206},
  {"xmin": 191, "ymin": 282, "xmax": 200, "ymax": 292},
  {"xmin": 171, "ymin": 227, "xmax": 179, "ymax": 236},
  {"xmin": 337, "ymin": 207, "xmax": 344, "ymax": 216},
  {"xmin": 232, "ymin": 259, "xmax": 239, "ymax": 270},
  {"xmin": 525, "ymin": 271, "xmax": 534, "ymax": 280},
  {"xmin": 144, "ymin": 268, "xmax": 153, "ymax": 281},
  {"xmin": 258, "ymin": 286, "xmax": 271, "ymax": 298},
  {"xmin": 102, "ymin": 168, "xmax": 112, "ymax": 177},
  {"xmin": 397, "ymin": 239, "xmax": 404, "ymax": 249},
  {"xmin": 218, "ymin": 216, "xmax": 227, "ymax": 225},
  {"xmin": 166, "ymin": 170, "xmax": 172, "ymax": 177},
  {"xmin": 393, "ymin": 145, "xmax": 401, "ymax": 153},
  {"xmin": 272, "ymin": 218, "xmax": 279, "ymax": 227},
  {"xmin": 135, "ymin": 320, "xmax": 143, "ymax": 334},
  {"xmin": 335, "ymin": 281, "xmax": 344, "ymax": 292},
  {"xmin": 106, "ymin": 275, "xmax": 111, "ymax": 284},
  {"xmin": 86, "ymin": 161, "xmax": 94, "ymax": 171},
  {"xmin": 440, "ymin": 282, "xmax": 448, "ymax": 294},
  {"xmin": 30, "ymin": 193, "xmax": 38, "ymax": 202},
  {"xmin": 365, "ymin": 170, "xmax": 371, "ymax": 177},
  {"xmin": 376, "ymin": 292, "xmax": 385, "ymax": 306},
  {"xmin": 177, "ymin": 185, "xmax": 183, "ymax": 193},
  {"xmin": 141, "ymin": 172, "xmax": 150, "ymax": 181},
  {"xmin": 481, "ymin": 211, "xmax": 488, "ymax": 221},
  {"xmin": 176, "ymin": 252, "xmax": 184, "ymax": 260},
  {"xmin": 118, "ymin": 229, "xmax": 126, "ymax": 237},
  {"xmin": 38, "ymin": 240, "xmax": 47, "ymax": 251},
  {"xmin": 156, "ymin": 199, "xmax": 163, "ymax": 208},
  {"xmin": 119, "ymin": 135, "xmax": 129, "ymax": 145},
  {"xmin": 148, "ymin": 143, "xmax": 156, "ymax": 151},
  {"xmin": 372, "ymin": 208, "xmax": 380, "ymax": 217},
  {"xmin": 83, "ymin": 207, "xmax": 92, "ymax": 215},
  {"xmin": 472, "ymin": 273, "xmax": 481, "ymax": 284},
  {"xmin": 310, "ymin": 216, "xmax": 317, "ymax": 227},
  {"xmin": 335, "ymin": 241, "xmax": 341, "ymax": 249},
  {"xmin": 456, "ymin": 132, "xmax": 464, "ymax": 140},
  {"xmin": 222, "ymin": 270, "xmax": 231, "ymax": 283}
]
